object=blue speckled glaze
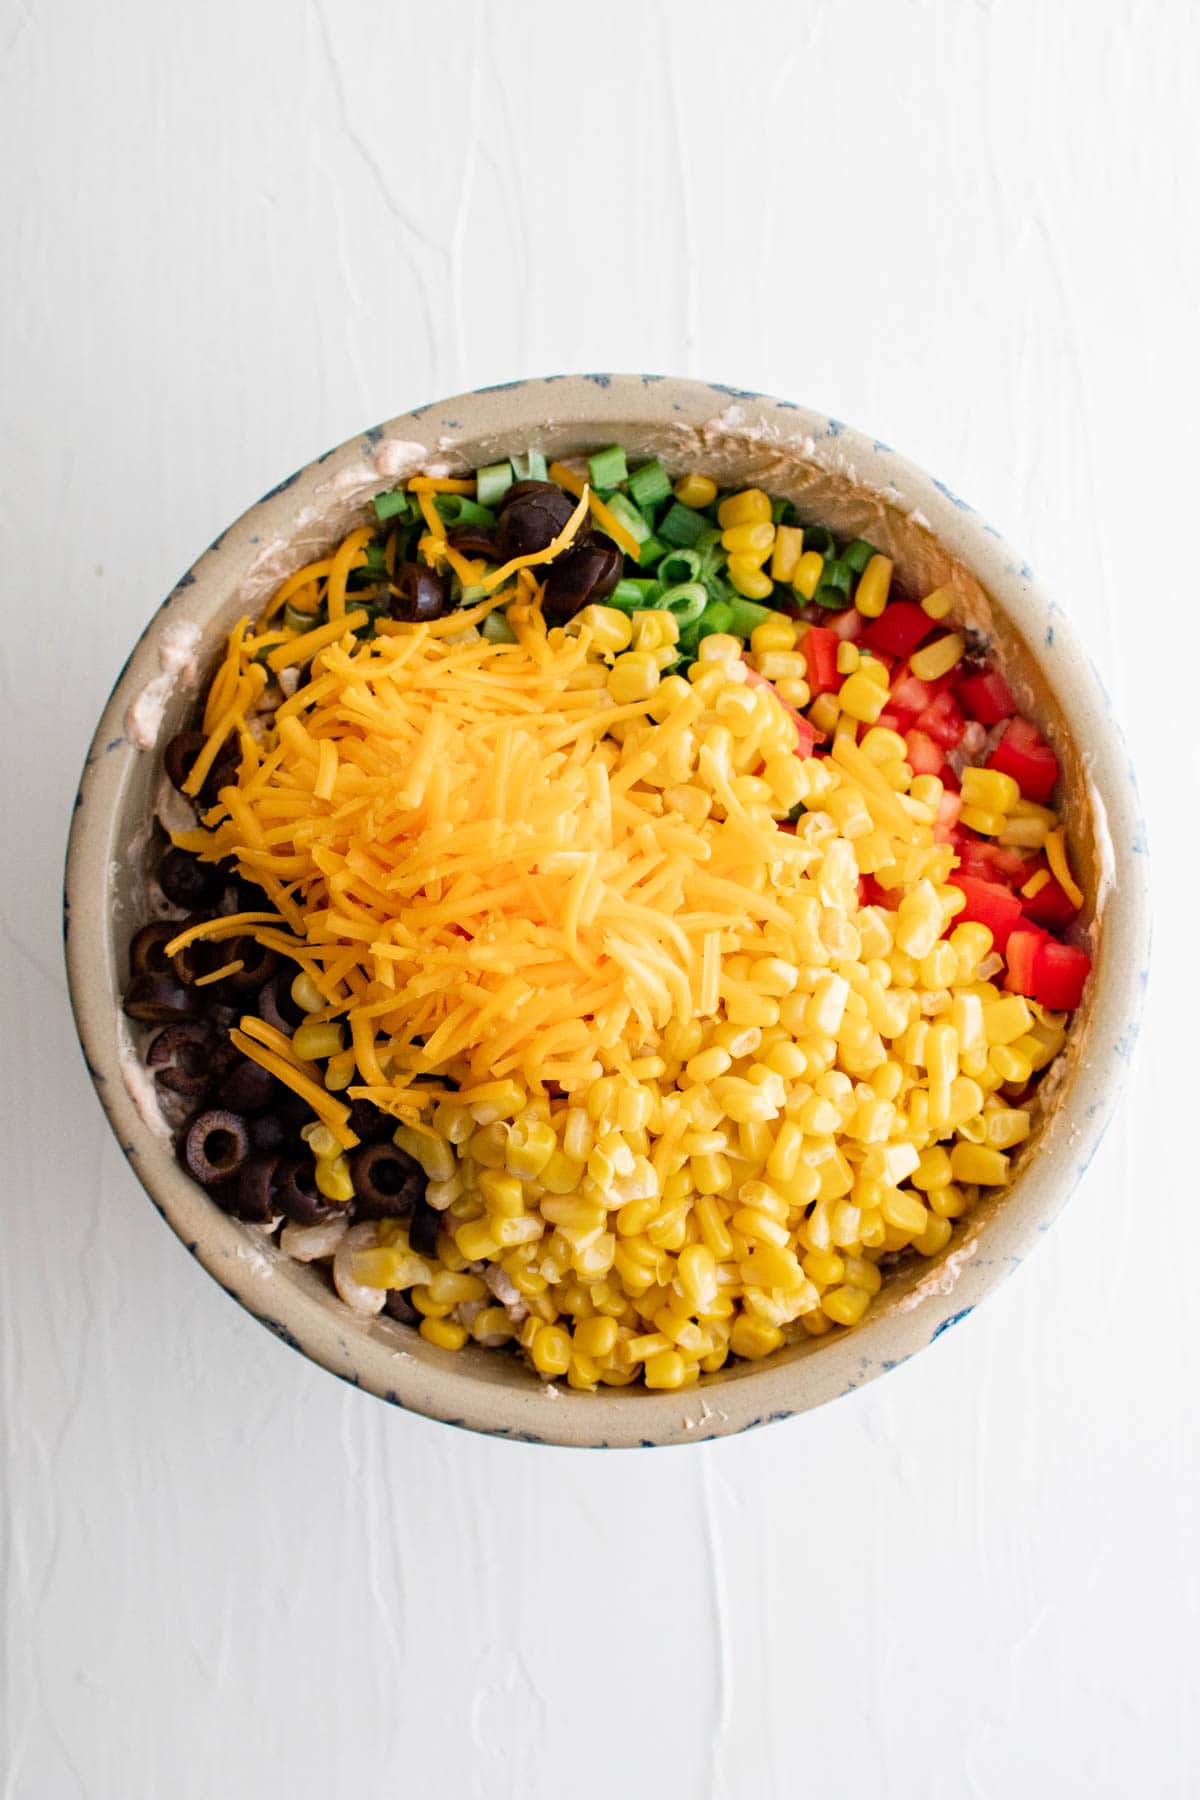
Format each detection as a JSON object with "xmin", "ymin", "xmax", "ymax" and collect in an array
[{"xmin": 63, "ymin": 373, "xmax": 1151, "ymax": 1449}]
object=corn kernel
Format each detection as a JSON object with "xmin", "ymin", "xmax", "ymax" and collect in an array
[
  {"xmin": 721, "ymin": 520, "xmax": 775, "ymax": 559},
  {"xmin": 727, "ymin": 555, "xmax": 774, "ymax": 600},
  {"xmin": 949, "ymin": 1143, "xmax": 1011, "ymax": 1185},
  {"xmin": 292, "ymin": 1021, "xmax": 345, "ymax": 1061},
  {"xmin": 674, "ymin": 472, "xmax": 717, "ymax": 509},
  {"xmin": 770, "ymin": 524, "xmax": 805, "ymax": 584},
  {"xmin": 909, "ymin": 633, "xmax": 966, "ymax": 682},
  {"xmin": 984, "ymin": 1107, "xmax": 1032, "ymax": 1149},
  {"xmin": 530, "ymin": 1323, "xmax": 572, "ymax": 1377},
  {"xmin": 920, "ymin": 587, "xmax": 954, "ymax": 620},
  {"xmin": 854, "ymin": 554, "xmax": 893, "ymax": 619},
  {"xmin": 961, "ymin": 766, "xmax": 1020, "ymax": 814},
  {"xmin": 290, "ymin": 972, "xmax": 326, "ymax": 1015},
  {"xmin": 419, "ymin": 1316, "xmax": 467, "ymax": 1351},
  {"xmin": 607, "ymin": 651, "xmax": 660, "ymax": 705},
  {"xmin": 717, "ymin": 487, "xmax": 772, "ymax": 528},
  {"xmin": 914, "ymin": 1214, "xmax": 954, "ymax": 1257},
  {"xmin": 958, "ymin": 804, "xmax": 1008, "ymax": 837},
  {"xmin": 730, "ymin": 1314, "xmax": 783, "ymax": 1359},
  {"xmin": 838, "ymin": 670, "xmax": 888, "ymax": 725},
  {"xmin": 455, "ymin": 1219, "xmax": 500, "ymax": 1261},
  {"xmin": 750, "ymin": 616, "xmax": 799, "ymax": 656},
  {"xmin": 315, "ymin": 1154, "xmax": 354, "ymax": 1202},
  {"xmin": 576, "ymin": 604, "xmax": 632, "ymax": 653},
  {"xmin": 793, "ymin": 550, "xmax": 824, "ymax": 599},
  {"xmin": 836, "ymin": 641, "xmax": 861, "ymax": 676},
  {"xmin": 983, "ymin": 995, "xmax": 1034, "ymax": 1045}
]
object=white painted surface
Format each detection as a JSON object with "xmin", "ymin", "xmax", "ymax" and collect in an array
[{"xmin": 2, "ymin": 1, "xmax": 1196, "ymax": 1793}]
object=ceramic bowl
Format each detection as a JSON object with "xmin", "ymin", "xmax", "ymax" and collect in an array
[{"xmin": 64, "ymin": 375, "xmax": 1150, "ymax": 1446}]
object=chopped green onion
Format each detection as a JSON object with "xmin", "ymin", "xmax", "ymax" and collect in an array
[
  {"xmin": 841, "ymin": 538, "xmax": 878, "ymax": 575},
  {"xmin": 770, "ymin": 496, "xmax": 795, "ymax": 526},
  {"xmin": 481, "ymin": 611, "xmax": 518, "ymax": 643},
  {"xmin": 610, "ymin": 577, "xmax": 661, "ymax": 612},
  {"xmin": 726, "ymin": 596, "xmax": 774, "ymax": 639},
  {"xmin": 658, "ymin": 582, "xmax": 707, "ymax": 628},
  {"xmin": 511, "ymin": 449, "xmax": 547, "ymax": 482},
  {"xmin": 360, "ymin": 543, "xmax": 388, "ymax": 577},
  {"xmin": 636, "ymin": 533, "xmax": 667, "ymax": 568},
  {"xmin": 659, "ymin": 502, "xmax": 709, "ymax": 548},
  {"xmin": 603, "ymin": 491, "xmax": 651, "ymax": 545},
  {"xmin": 821, "ymin": 559, "xmax": 854, "ymax": 595},
  {"xmin": 786, "ymin": 801, "xmax": 806, "ymax": 823},
  {"xmin": 657, "ymin": 548, "xmax": 703, "ymax": 588},
  {"xmin": 434, "ymin": 495, "xmax": 496, "ymax": 528},
  {"xmin": 812, "ymin": 586, "xmax": 852, "ymax": 611},
  {"xmin": 803, "ymin": 524, "xmax": 837, "ymax": 559},
  {"xmin": 588, "ymin": 444, "xmax": 628, "ymax": 490},
  {"xmin": 476, "ymin": 461, "xmax": 514, "ymax": 508},
  {"xmin": 696, "ymin": 599, "xmax": 734, "ymax": 640},
  {"xmin": 284, "ymin": 602, "xmax": 322, "ymax": 633},
  {"xmin": 628, "ymin": 458, "xmax": 672, "ymax": 509},
  {"xmin": 372, "ymin": 488, "xmax": 410, "ymax": 523},
  {"xmin": 459, "ymin": 583, "xmax": 491, "ymax": 603}
]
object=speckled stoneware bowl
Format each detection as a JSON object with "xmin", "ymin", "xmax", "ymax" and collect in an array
[{"xmin": 64, "ymin": 375, "xmax": 1150, "ymax": 1447}]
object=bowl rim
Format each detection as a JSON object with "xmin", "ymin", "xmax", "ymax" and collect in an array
[{"xmin": 63, "ymin": 372, "xmax": 1151, "ymax": 1447}]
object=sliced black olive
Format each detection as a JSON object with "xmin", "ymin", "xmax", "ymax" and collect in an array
[
  {"xmin": 542, "ymin": 541, "xmax": 624, "ymax": 623},
  {"xmin": 446, "ymin": 523, "xmax": 498, "ymax": 560},
  {"xmin": 146, "ymin": 1021, "xmax": 219, "ymax": 1098},
  {"xmin": 123, "ymin": 973, "xmax": 198, "ymax": 1023},
  {"xmin": 163, "ymin": 731, "xmax": 238, "ymax": 806},
  {"xmin": 221, "ymin": 935, "xmax": 278, "ymax": 993},
  {"xmin": 232, "ymin": 1152, "xmax": 280, "ymax": 1224},
  {"xmin": 384, "ymin": 1289, "xmax": 420, "ymax": 1326},
  {"xmin": 218, "ymin": 1057, "xmax": 276, "ymax": 1113},
  {"xmin": 159, "ymin": 847, "xmax": 222, "ymax": 909},
  {"xmin": 256, "ymin": 970, "xmax": 304, "ymax": 1034},
  {"xmin": 129, "ymin": 922, "xmax": 180, "ymax": 979},
  {"xmin": 346, "ymin": 1098, "xmax": 397, "ymax": 1144},
  {"xmin": 249, "ymin": 1111, "xmax": 288, "ymax": 1153},
  {"xmin": 408, "ymin": 1199, "xmax": 442, "ymax": 1259},
  {"xmin": 274, "ymin": 1154, "xmax": 337, "ymax": 1225},
  {"xmin": 349, "ymin": 1142, "xmax": 424, "ymax": 1218},
  {"xmin": 494, "ymin": 480, "xmax": 587, "ymax": 560},
  {"xmin": 386, "ymin": 562, "xmax": 449, "ymax": 623},
  {"xmin": 182, "ymin": 1108, "xmax": 251, "ymax": 1186}
]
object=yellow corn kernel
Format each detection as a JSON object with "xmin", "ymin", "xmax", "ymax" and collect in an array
[
  {"xmin": 686, "ymin": 1046, "xmax": 732, "ymax": 1085},
  {"xmin": 292, "ymin": 1021, "xmax": 345, "ymax": 1061},
  {"xmin": 730, "ymin": 1314, "xmax": 783, "ymax": 1359},
  {"xmin": 998, "ymin": 799, "xmax": 1058, "ymax": 849},
  {"xmin": 717, "ymin": 487, "xmax": 771, "ymax": 528},
  {"xmin": 750, "ymin": 616, "xmax": 798, "ymax": 656},
  {"xmin": 677, "ymin": 1243, "xmax": 719, "ymax": 1311},
  {"xmin": 290, "ymin": 972, "xmax": 327, "ymax": 1014},
  {"xmin": 477, "ymin": 1169, "xmax": 524, "ymax": 1218},
  {"xmin": 793, "ymin": 551, "xmax": 824, "ymax": 600},
  {"xmin": 854, "ymin": 554, "xmax": 893, "ymax": 619},
  {"xmin": 454, "ymin": 1219, "xmax": 499, "ymax": 1261},
  {"xmin": 820, "ymin": 1284, "xmax": 871, "ymax": 1327},
  {"xmin": 919, "ymin": 942, "xmax": 958, "ymax": 990},
  {"xmin": 770, "ymin": 524, "xmax": 805, "ymax": 584},
  {"xmin": 643, "ymin": 1349, "xmax": 689, "ymax": 1389},
  {"xmin": 925, "ymin": 1022, "xmax": 959, "ymax": 1086},
  {"xmin": 695, "ymin": 1195, "xmax": 734, "ymax": 1260},
  {"xmin": 985, "ymin": 1107, "xmax": 1032, "ymax": 1149},
  {"xmin": 607, "ymin": 651, "xmax": 660, "ymax": 705},
  {"xmin": 576, "ymin": 603, "xmax": 632, "ymax": 652},
  {"xmin": 895, "ymin": 880, "xmax": 944, "ymax": 960},
  {"xmin": 504, "ymin": 1116, "xmax": 556, "ymax": 1180},
  {"xmin": 419, "ymin": 1316, "xmax": 467, "ymax": 1351},
  {"xmin": 322, "ymin": 1049, "xmax": 356, "ymax": 1091},
  {"xmin": 674, "ymin": 472, "xmax": 718, "ymax": 509},
  {"xmin": 573, "ymin": 1315, "xmax": 618, "ymax": 1359},
  {"xmin": 909, "ymin": 633, "xmax": 966, "ymax": 682},
  {"xmin": 920, "ymin": 587, "xmax": 955, "ymax": 620},
  {"xmin": 961, "ymin": 766, "xmax": 1020, "ymax": 814},
  {"xmin": 393, "ymin": 1124, "xmax": 455, "ymax": 1182},
  {"xmin": 929, "ymin": 1181, "xmax": 967, "ymax": 1219},
  {"xmin": 983, "ymin": 995, "xmax": 1033, "ymax": 1045},
  {"xmin": 912, "ymin": 1146, "xmax": 953, "ymax": 1191},
  {"xmin": 838, "ymin": 670, "xmax": 888, "ymax": 725},
  {"xmin": 631, "ymin": 608, "xmax": 680, "ymax": 653},
  {"xmin": 721, "ymin": 520, "xmax": 775, "ymax": 559},
  {"xmin": 802, "ymin": 1247, "xmax": 845, "ymax": 1287},
  {"xmin": 411, "ymin": 1285, "xmax": 452, "ymax": 1319},
  {"xmin": 958, "ymin": 804, "xmax": 1008, "ymax": 837},
  {"xmin": 428, "ymin": 1270, "xmax": 486, "ymax": 1306},
  {"xmin": 836, "ymin": 641, "xmax": 860, "ymax": 676},
  {"xmin": 990, "ymin": 1043, "xmax": 1034, "ymax": 1084},
  {"xmin": 859, "ymin": 727, "xmax": 906, "ymax": 766},
  {"xmin": 315, "ymin": 1154, "xmax": 354, "ymax": 1202},
  {"xmin": 949, "ymin": 1143, "xmax": 1011, "ymax": 1185},
  {"xmin": 529, "ymin": 1323, "xmax": 572, "ymax": 1377},
  {"xmin": 881, "ymin": 1188, "xmax": 928, "ymax": 1235},
  {"xmin": 471, "ymin": 1306, "xmax": 514, "ymax": 1345},
  {"xmin": 914, "ymin": 1214, "xmax": 954, "ymax": 1257},
  {"xmin": 727, "ymin": 555, "xmax": 774, "ymax": 600}
]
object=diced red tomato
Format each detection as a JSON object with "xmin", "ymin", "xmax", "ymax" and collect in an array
[
  {"xmin": 1022, "ymin": 873, "xmax": 1080, "ymax": 929},
  {"xmin": 862, "ymin": 602, "xmax": 934, "ymax": 660},
  {"xmin": 1031, "ymin": 940, "xmax": 1092, "ymax": 1010},
  {"xmin": 743, "ymin": 666, "xmax": 817, "ymax": 757},
  {"xmin": 1003, "ymin": 924, "xmax": 1052, "ymax": 996},
  {"xmin": 914, "ymin": 688, "xmax": 967, "ymax": 748},
  {"xmin": 950, "ymin": 875, "xmax": 1024, "ymax": 950},
  {"xmin": 954, "ymin": 838, "xmax": 1033, "ymax": 887},
  {"xmin": 875, "ymin": 708, "xmax": 908, "ymax": 734},
  {"xmin": 933, "ymin": 789, "xmax": 961, "ymax": 842},
  {"xmin": 988, "ymin": 717, "xmax": 1058, "ymax": 803},
  {"xmin": 905, "ymin": 729, "xmax": 944, "ymax": 777},
  {"xmin": 888, "ymin": 668, "xmax": 940, "ymax": 716},
  {"xmin": 859, "ymin": 874, "xmax": 898, "ymax": 910},
  {"xmin": 956, "ymin": 669, "xmax": 1016, "ymax": 725},
  {"xmin": 829, "ymin": 607, "xmax": 865, "ymax": 642},
  {"xmin": 802, "ymin": 625, "xmax": 842, "ymax": 697}
]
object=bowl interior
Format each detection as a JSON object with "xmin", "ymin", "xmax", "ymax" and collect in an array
[{"xmin": 65, "ymin": 376, "xmax": 1148, "ymax": 1445}]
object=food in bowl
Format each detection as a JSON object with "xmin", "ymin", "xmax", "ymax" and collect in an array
[{"xmin": 120, "ymin": 446, "xmax": 1092, "ymax": 1393}]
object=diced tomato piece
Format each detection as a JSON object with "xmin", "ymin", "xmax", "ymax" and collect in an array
[
  {"xmin": 803, "ymin": 625, "xmax": 842, "ymax": 696},
  {"xmin": 905, "ymin": 729, "xmax": 944, "ymax": 777},
  {"xmin": 1003, "ymin": 924, "xmax": 1053, "ymax": 996},
  {"xmin": 1023, "ymin": 873, "xmax": 1080, "ymax": 929},
  {"xmin": 889, "ymin": 668, "xmax": 940, "ymax": 715},
  {"xmin": 862, "ymin": 602, "xmax": 934, "ymax": 660},
  {"xmin": 954, "ymin": 838, "xmax": 1033, "ymax": 887},
  {"xmin": 988, "ymin": 717, "xmax": 1058, "ymax": 803},
  {"xmin": 950, "ymin": 875, "xmax": 1024, "ymax": 950},
  {"xmin": 875, "ymin": 708, "xmax": 909, "ymax": 734},
  {"xmin": 1031, "ymin": 940, "xmax": 1092, "ymax": 1010},
  {"xmin": 956, "ymin": 669, "xmax": 1016, "ymax": 725},
  {"xmin": 859, "ymin": 874, "xmax": 897, "ymax": 910},
  {"xmin": 914, "ymin": 688, "xmax": 967, "ymax": 748},
  {"xmin": 742, "ymin": 665, "xmax": 818, "ymax": 758},
  {"xmin": 829, "ymin": 607, "xmax": 865, "ymax": 642},
  {"xmin": 933, "ymin": 789, "xmax": 962, "ymax": 842}
]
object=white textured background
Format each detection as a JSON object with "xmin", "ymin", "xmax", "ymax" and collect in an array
[{"xmin": 3, "ymin": 2, "xmax": 1197, "ymax": 1795}]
